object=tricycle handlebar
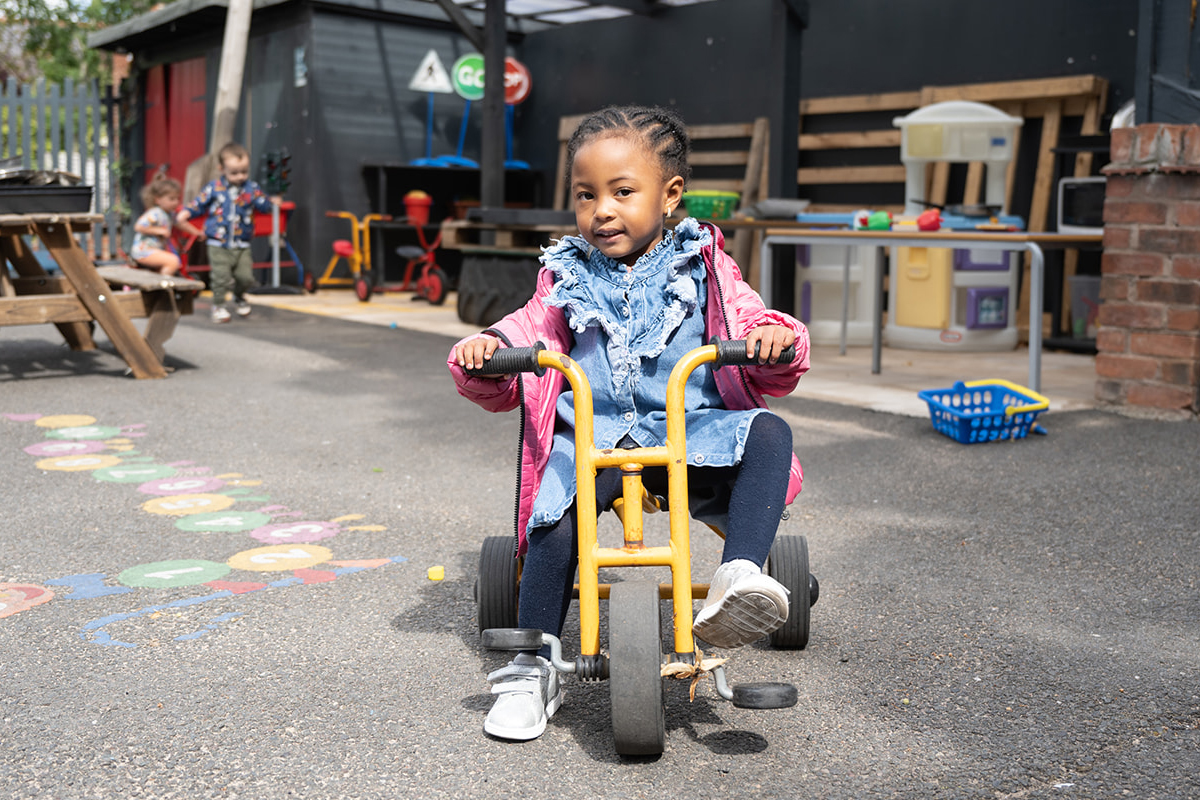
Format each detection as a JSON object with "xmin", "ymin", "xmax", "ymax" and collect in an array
[
  {"xmin": 463, "ymin": 339, "xmax": 793, "ymax": 380},
  {"xmin": 710, "ymin": 338, "xmax": 796, "ymax": 367},
  {"xmin": 464, "ymin": 342, "xmax": 546, "ymax": 377}
]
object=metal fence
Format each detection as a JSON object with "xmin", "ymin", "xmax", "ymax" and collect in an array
[{"xmin": 0, "ymin": 76, "xmax": 126, "ymax": 261}]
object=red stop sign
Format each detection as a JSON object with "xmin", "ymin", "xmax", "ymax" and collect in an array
[{"xmin": 504, "ymin": 57, "xmax": 531, "ymax": 105}]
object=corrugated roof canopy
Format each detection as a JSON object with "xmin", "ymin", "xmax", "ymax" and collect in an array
[
  {"xmin": 443, "ymin": 0, "xmax": 718, "ymax": 27},
  {"xmin": 88, "ymin": 0, "xmax": 723, "ymax": 51}
]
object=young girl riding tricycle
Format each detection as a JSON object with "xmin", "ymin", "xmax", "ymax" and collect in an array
[{"xmin": 448, "ymin": 105, "xmax": 812, "ymax": 750}]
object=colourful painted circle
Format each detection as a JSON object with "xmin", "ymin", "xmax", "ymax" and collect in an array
[
  {"xmin": 138, "ymin": 476, "xmax": 225, "ymax": 496},
  {"xmin": 35, "ymin": 414, "xmax": 97, "ymax": 429},
  {"xmin": 0, "ymin": 583, "xmax": 55, "ymax": 619},
  {"xmin": 249, "ymin": 520, "xmax": 341, "ymax": 544},
  {"xmin": 24, "ymin": 439, "xmax": 108, "ymax": 457},
  {"xmin": 93, "ymin": 463, "xmax": 178, "ymax": 483},
  {"xmin": 142, "ymin": 493, "xmax": 236, "ymax": 517},
  {"xmin": 45, "ymin": 424, "xmax": 122, "ymax": 440},
  {"xmin": 118, "ymin": 559, "xmax": 231, "ymax": 588},
  {"xmin": 35, "ymin": 453, "xmax": 122, "ymax": 472},
  {"xmin": 227, "ymin": 543, "xmax": 333, "ymax": 572},
  {"xmin": 175, "ymin": 510, "xmax": 274, "ymax": 533}
]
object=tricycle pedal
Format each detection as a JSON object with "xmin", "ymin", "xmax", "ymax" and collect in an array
[
  {"xmin": 480, "ymin": 628, "xmax": 544, "ymax": 651},
  {"xmin": 731, "ymin": 681, "xmax": 798, "ymax": 709}
]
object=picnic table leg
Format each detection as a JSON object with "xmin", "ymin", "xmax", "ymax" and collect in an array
[
  {"xmin": 142, "ymin": 289, "xmax": 182, "ymax": 364},
  {"xmin": 0, "ymin": 231, "xmax": 97, "ymax": 351},
  {"xmin": 34, "ymin": 221, "xmax": 168, "ymax": 379}
]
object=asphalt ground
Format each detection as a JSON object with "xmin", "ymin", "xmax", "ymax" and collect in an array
[{"xmin": 1, "ymin": 301, "xmax": 1198, "ymax": 799}]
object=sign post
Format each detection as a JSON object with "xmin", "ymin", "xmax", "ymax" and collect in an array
[
  {"xmin": 408, "ymin": 49, "xmax": 454, "ymax": 166},
  {"xmin": 502, "ymin": 57, "xmax": 532, "ymax": 169}
]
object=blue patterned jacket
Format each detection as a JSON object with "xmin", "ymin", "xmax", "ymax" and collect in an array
[{"xmin": 182, "ymin": 176, "xmax": 274, "ymax": 248}]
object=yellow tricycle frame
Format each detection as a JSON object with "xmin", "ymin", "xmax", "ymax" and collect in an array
[{"xmin": 536, "ymin": 343, "xmax": 726, "ymax": 660}]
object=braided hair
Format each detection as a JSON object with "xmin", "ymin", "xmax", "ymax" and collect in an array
[{"xmin": 564, "ymin": 105, "xmax": 691, "ymax": 197}]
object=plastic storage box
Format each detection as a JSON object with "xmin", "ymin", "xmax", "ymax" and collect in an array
[
  {"xmin": 682, "ymin": 190, "xmax": 739, "ymax": 220},
  {"xmin": 917, "ymin": 379, "xmax": 1049, "ymax": 443},
  {"xmin": 0, "ymin": 185, "xmax": 93, "ymax": 214}
]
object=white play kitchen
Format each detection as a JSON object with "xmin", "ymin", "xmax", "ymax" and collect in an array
[{"xmin": 886, "ymin": 100, "xmax": 1026, "ymax": 351}]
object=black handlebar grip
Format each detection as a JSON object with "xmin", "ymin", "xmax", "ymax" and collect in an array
[
  {"xmin": 464, "ymin": 342, "xmax": 546, "ymax": 377},
  {"xmin": 710, "ymin": 338, "xmax": 797, "ymax": 367}
]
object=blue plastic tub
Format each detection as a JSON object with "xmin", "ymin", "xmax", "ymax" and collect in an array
[{"xmin": 918, "ymin": 379, "xmax": 1049, "ymax": 444}]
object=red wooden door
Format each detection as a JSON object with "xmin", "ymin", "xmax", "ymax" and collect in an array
[
  {"xmin": 168, "ymin": 56, "xmax": 207, "ymax": 183},
  {"xmin": 143, "ymin": 65, "xmax": 169, "ymax": 178}
]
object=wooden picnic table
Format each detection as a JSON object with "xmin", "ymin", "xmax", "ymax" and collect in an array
[{"xmin": 0, "ymin": 212, "xmax": 204, "ymax": 378}]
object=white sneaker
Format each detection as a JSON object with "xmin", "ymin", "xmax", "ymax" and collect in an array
[
  {"xmin": 484, "ymin": 653, "xmax": 564, "ymax": 741},
  {"xmin": 234, "ymin": 298, "xmax": 252, "ymax": 317},
  {"xmin": 211, "ymin": 306, "xmax": 232, "ymax": 323},
  {"xmin": 693, "ymin": 559, "xmax": 789, "ymax": 649}
]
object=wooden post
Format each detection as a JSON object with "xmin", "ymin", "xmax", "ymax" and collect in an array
[{"xmin": 185, "ymin": 0, "xmax": 253, "ymax": 199}]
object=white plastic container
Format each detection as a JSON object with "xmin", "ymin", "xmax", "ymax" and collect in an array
[{"xmin": 794, "ymin": 244, "xmax": 880, "ymax": 346}]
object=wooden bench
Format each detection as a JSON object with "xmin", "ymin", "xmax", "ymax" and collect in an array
[{"xmin": 0, "ymin": 212, "xmax": 202, "ymax": 378}]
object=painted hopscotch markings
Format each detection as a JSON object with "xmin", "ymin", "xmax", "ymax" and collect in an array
[{"xmin": 3, "ymin": 412, "xmax": 406, "ymax": 647}]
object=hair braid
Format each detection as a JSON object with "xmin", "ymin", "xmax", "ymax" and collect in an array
[{"xmin": 564, "ymin": 105, "xmax": 692, "ymax": 198}]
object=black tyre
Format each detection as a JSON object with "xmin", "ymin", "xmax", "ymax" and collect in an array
[
  {"xmin": 303, "ymin": 270, "xmax": 318, "ymax": 293},
  {"xmin": 731, "ymin": 681, "xmax": 798, "ymax": 709},
  {"xmin": 765, "ymin": 535, "xmax": 811, "ymax": 650},
  {"xmin": 455, "ymin": 255, "xmax": 538, "ymax": 326},
  {"xmin": 354, "ymin": 275, "xmax": 372, "ymax": 302},
  {"xmin": 609, "ymin": 581, "xmax": 665, "ymax": 756},
  {"xmin": 477, "ymin": 536, "xmax": 520, "ymax": 634},
  {"xmin": 420, "ymin": 266, "xmax": 448, "ymax": 305}
]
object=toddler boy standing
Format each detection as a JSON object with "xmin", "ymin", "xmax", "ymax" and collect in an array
[{"xmin": 178, "ymin": 142, "xmax": 280, "ymax": 322}]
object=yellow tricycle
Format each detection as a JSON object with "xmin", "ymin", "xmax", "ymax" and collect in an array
[
  {"xmin": 470, "ymin": 338, "xmax": 819, "ymax": 756},
  {"xmin": 309, "ymin": 210, "xmax": 390, "ymax": 301}
]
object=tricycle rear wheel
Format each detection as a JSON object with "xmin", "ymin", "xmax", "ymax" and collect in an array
[
  {"xmin": 766, "ymin": 535, "xmax": 812, "ymax": 650},
  {"xmin": 476, "ymin": 536, "xmax": 520, "ymax": 634},
  {"xmin": 609, "ymin": 581, "xmax": 665, "ymax": 756}
]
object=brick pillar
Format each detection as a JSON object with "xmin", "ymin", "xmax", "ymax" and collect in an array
[{"xmin": 1098, "ymin": 124, "xmax": 1200, "ymax": 417}]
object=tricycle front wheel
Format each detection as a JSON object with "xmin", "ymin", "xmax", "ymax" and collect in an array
[{"xmin": 609, "ymin": 581, "xmax": 665, "ymax": 756}]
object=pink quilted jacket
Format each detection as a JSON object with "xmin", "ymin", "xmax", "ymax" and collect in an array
[{"xmin": 447, "ymin": 223, "xmax": 810, "ymax": 555}]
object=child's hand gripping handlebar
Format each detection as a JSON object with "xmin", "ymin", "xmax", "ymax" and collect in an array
[
  {"xmin": 709, "ymin": 338, "xmax": 797, "ymax": 367},
  {"xmin": 462, "ymin": 342, "xmax": 547, "ymax": 377}
]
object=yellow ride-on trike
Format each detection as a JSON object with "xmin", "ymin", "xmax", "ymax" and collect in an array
[
  {"xmin": 308, "ymin": 211, "xmax": 390, "ymax": 301},
  {"xmin": 469, "ymin": 339, "xmax": 819, "ymax": 756}
]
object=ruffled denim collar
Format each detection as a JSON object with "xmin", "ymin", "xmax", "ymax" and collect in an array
[{"xmin": 541, "ymin": 217, "xmax": 711, "ymax": 391}]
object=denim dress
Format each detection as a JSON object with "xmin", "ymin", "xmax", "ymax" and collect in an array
[{"xmin": 527, "ymin": 218, "xmax": 765, "ymax": 532}]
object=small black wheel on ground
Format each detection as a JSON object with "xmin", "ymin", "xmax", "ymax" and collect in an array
[{"xmin": 731, "ymin": 682, "xmax": 798, "ymax": 709}]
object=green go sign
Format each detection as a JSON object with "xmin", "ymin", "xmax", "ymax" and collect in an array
[{"xmin": 452, "ymin": 53, "xmax": 486, "ymax": 101}]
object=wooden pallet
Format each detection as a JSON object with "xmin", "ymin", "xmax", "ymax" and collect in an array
[{"xmin": 439, "ymin": 218, "xmax": 576, "ymax": 256}]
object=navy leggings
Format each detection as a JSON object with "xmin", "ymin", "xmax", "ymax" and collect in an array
[{"xmin": 517, "ymin": 412, "xmax": 793, "ymax": 644}]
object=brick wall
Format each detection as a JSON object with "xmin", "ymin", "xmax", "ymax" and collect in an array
[{"xmin": 1099, "ymin": 124, "xmax": 1200, "ymax": 417}]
